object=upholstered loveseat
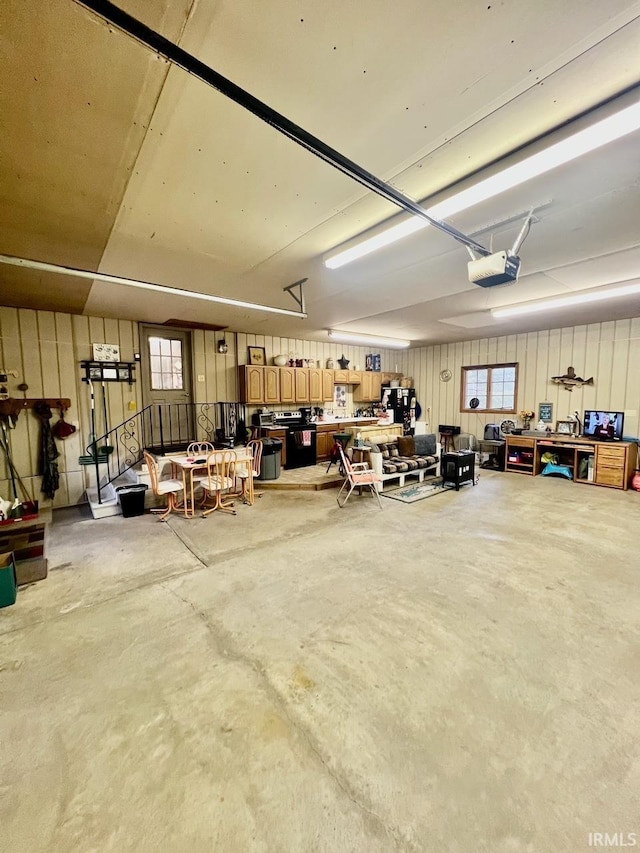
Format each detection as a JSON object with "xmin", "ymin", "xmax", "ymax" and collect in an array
[{"xmin": 361, "ymin": 432, "xmax": 440, "ymax": 491}]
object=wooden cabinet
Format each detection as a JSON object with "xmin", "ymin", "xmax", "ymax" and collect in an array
[
  {"xmin": 504, "ymin": 435, "xmax": 637, "ymax": 489},
  {"xmin": 381, "ymin": 372, "xmax": 403, "ymax": 386},
  {"xmin": 354, "ymin": 371, "xmax": 383, "ymax": 401},
  {"xmin": 348, "ymin": 370, "xmax": 361, "ymax": 385},
  {"xmin": 354, "ymin": 371, "xmax": 371, "ymax": 401},
  {"xmin": 239, "ymin": 366, "xmax": 264, "ymax": 404},
  {"xmin": 264, "ymin": 366, "xmax": 280, "ymax": 404},
  {"xmin": 309, "ymin": 368, "xmax": 323, "ymax": 402},
  {"xmin": 316, "ymin": 426, "xmax": 335, "ymax": 461},
  {"xmin": 370, "ymin": 372, "xmax": 382, "ymax": 401},
  {"xmin": 505, "ymin": 436, "xmax": 536, "ymax": 474},
  {"xmin": 295, "ymin": 368, "xmax": 309, "ymax": 402},
  {"xmin": 279, "ymin": 367, "xmax": 295, "ymax": 403},
  {"xmin": 322, "ymin": 370, "xmax": 334, "ymax": 401},
  {"xmin": 334, "ymin": 369, "xmax": 348, "ymax": 384},
  {"xmin": 595, "ymin": 444, "xmax": 628, "ymax": 488}
]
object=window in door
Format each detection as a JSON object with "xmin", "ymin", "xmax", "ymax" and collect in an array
[
  {"xmin": 460, "ymin": 363, "xmax": 518, "ymax": 413},
  {"xmin": 149, "ymin": 336, "xmax": 184, "ymax": 390}
]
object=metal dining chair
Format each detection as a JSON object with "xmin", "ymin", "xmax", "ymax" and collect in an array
[
  {"xmin": 187, "ymin": 441, "xmax": 214, "ymax": 456},
  {"xmin": 143, "ymin": 450, "xmax": 184, "ymax": 521},
  {"xmin": 187, "ymin": 441, "xmax": 215, "ymax": 505},
  {"xmin": 234, "ymin": 439, "xmax": 263, "ymax": 504},
  {"xmin": 200, "ymin": 450, "xmax": 237, "ymax": 517},
  {"xmin": 336, "ymin": 444, "xmax": 383, "ymax": 509}
]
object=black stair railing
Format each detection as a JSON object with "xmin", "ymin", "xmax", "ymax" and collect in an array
[{"xmin": 84, "ymin": 402, "xmax": 246, "ymax": 503}]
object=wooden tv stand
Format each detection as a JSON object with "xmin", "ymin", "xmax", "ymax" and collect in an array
[{"xmin": 505, "ymin": 434, "xmax": 637, "ymax": 490}]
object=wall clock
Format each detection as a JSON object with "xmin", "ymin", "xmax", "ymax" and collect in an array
[{"xmin": 439, "ymin": 368, "xmax": 452, "ymax": 382}]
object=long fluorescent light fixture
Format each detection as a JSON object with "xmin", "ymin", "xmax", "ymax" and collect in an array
[
  {"xmin": 0, "ymin": 254, "xmax": 307, "ymax": 318},
  {"xmin": 491, "ymin": 282, "xmax": 640, "ymax": 318},
  {"xmin": 328, "ymin": 329, "xmax": 410, "ymax": 348},
  {"xmin": 325, "ymin": 99, "xmax": 640, "ymax": 269}
]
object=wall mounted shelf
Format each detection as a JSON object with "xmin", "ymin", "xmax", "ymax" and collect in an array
[{"xmin": 80, "ymin": 361, "xmax": 136, "ymax": 385}]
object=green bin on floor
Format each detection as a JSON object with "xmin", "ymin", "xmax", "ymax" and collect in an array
[{"xmin": 0, "ymin": 552, "xmax": 17, "ymax": 609}]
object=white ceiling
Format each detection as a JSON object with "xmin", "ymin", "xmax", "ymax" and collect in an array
[{"xmin": 1, "ymin": 0, "xmax": 639, "ymax": 344}]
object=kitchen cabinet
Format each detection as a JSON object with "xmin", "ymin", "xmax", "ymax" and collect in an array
[
  {"xmin": 279, "ymin": 367, "xmax": 295, "ymax": 403},
  {"xmin": 348, "ymin": 370, "xmax": 361, "ymax": 385},
  {"xmin": 370, "ymin": 372, "xmax": 382, "ymax": 401},
  {"xmin": 295, "ymin": 368, "xmax": 310, "ymax": 402},
  {"xmin": 239, "ymin": 366, "xmax": 264, "ymax": 404},
  {"xmin": 309, "ymin": 368, "xmax": 323, "ymax": 403},
  {"xmin": 333, "ymin": 369, "xmax": 348, "ymax": 384},
  {"xmin": 322, "ymin": 370, "xmax": 334, "ymax": 401},
  {"xmin": 316, "ymin": 425, "xmax": 335, "ymax": 461},
  {"xmin": 264, "ymin": 366, "xmax": 280, "ymax": 404},
  {"xmin": 381, "ymin": 372, "xmax": 402, "ymax": 385},
  {"xmin": 354, "ymin": 371, "xmax": 383, "ymax": 402}
]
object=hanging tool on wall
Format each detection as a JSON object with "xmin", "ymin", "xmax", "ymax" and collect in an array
[{"xmin": 34, "ymin": 401, "xmax": 60, "ymax": 500}]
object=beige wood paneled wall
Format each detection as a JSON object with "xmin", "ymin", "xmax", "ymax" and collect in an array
[
  {"xmin": 0, "ymin": 310, "xmax": 398, "ymax": 506},
  {"xmin": 397, "ymin": 318, "xmax": 640, "ymax": 442},
  {"xmin": 0, "ymin": 308, "xmax": 142, "ymax": 508}
]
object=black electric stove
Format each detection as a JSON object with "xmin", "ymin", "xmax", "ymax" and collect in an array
[{"xmin": 274, "ymin": 411, "xmax": 317, "ymax": 468}]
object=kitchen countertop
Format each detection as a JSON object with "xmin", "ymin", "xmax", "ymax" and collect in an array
[{"xmin": 260, "ymin": 417, "xmax": 379, "ymax": 430}]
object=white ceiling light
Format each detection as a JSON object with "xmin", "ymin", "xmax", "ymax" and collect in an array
[
  {"xmin": 491, "ymin": 282, "xmax": 640, "ymax": 318},
  {"xmin": 328, "ymin": 330, "xmax": 410, "ymax": 348},
  {"xmin": 324, "ymin": 99, "xmax": 640, "ymax": 269}
]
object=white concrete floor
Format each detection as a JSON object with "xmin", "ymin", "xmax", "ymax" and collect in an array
[{"xmin": 1, "ymin": 472, "xmax": 638, "ymax": 852}]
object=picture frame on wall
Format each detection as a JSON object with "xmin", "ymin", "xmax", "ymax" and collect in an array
[
  {"xmin": 248, "ymin": 346, "xmax": 266, "ymax": 366},
  {"xmin": 539, "ymin": 402, "xmax": 553, "ymax": 422},
  {"xmin": 92, "ymin": 343, "xmax": 120, "ymax": 362}
]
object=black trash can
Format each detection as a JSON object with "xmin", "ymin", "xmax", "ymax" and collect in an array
[
  {"xmin": 258, "ymin": 438, "xmax": 283, "ymax": 480},
  {"xmin": 116, "ymin": 484, "xmax": 148, "ymax": 517}
]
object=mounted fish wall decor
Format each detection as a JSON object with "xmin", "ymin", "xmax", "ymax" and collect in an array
[{"xmin": 550, "ymin": 366, "xmax": 594, "ymax": 392}]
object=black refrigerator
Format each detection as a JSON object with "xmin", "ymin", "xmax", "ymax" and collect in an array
[{"xmin": 380, "ymin": 387, "xmax": 416, "ymax": 435}]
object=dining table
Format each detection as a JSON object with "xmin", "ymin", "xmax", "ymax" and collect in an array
[{"xmin": 169, "ymin": 446, "xmax": 255, "ymax": 518}]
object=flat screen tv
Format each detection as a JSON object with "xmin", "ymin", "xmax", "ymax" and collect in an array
[{"xmin": 583, "ymin": 410, "xmax": 624, "ymax": 441}]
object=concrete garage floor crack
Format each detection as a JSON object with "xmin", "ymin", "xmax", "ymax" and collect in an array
[{"xmin": 160, "ymin": 582, "xmax": 419, "ymax": 853}]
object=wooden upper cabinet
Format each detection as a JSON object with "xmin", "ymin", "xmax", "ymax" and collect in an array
[
  {"xmin": 348, "ymin": 370, "xmax": 361, "ymax": 385},
  {"xmin": 321, "ymin": 370, "xmax": 334, "ymax": 401},
  {"xmin": 240, "ymin": 365, "xmax": 264, "ymax": 404},
  {"xmin": 370, "ymin": 372, "xmax": 382, "ymax": 401},
  {"xmin": 354, "ymin": 371, "xmax": 372, "ymax": 401},
  {"xmin": 295, "ymin": 368, "xmax": 310, "ymax": 402},
  {"xmin": 280, "ymin": 367, "xmax": 295, "ymax": 403},
  {"xmin": 334, "ymin": 369, "xmax": 348, "ymax": 384},
  {"xmin": 309, "ymin": 368, "xmax": 323, "ymax": 402},
  {"xmin": 264, "ymin": 366, "xmax": 280, "ymax": 404}
]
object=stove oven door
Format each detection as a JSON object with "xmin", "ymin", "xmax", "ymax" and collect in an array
[{"xmin": 286, "ymin": 426, "xmax": 317, "ymax": 468}]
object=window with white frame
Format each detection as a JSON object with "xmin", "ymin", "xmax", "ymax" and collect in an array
[{"xmin": 460, "ymin": 363, "xmax": 518, "ymax": 413}]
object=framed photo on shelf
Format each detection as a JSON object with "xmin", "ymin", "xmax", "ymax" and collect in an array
[
  {"xmin": 248, "ymin": 346, "xmax": 266, "ymax": 366},
  {"xmin": 555, "ymin": 420, "xmax": 576, "ymax": 435}
]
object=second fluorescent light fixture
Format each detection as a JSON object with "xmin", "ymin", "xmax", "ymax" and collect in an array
[
  {"xmin": 491, "ymin": 282, "xmax": 640, "ymax": 318},
  {"xmin": 324, "ymin": 99, "xmax": 640, "ymax": 269},
  {"xmin": 328, "ymin": 330, "xmax": 410, "ymax": 348}
]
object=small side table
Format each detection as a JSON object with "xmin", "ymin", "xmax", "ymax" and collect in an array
[{"xmin": 441, "ymin": 451, "xmax": 476, "ymax": 490}]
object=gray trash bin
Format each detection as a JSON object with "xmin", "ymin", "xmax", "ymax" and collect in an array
[{"xmin": 258, "ymin": 438, "xmax": 282, "ymax": 480}]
